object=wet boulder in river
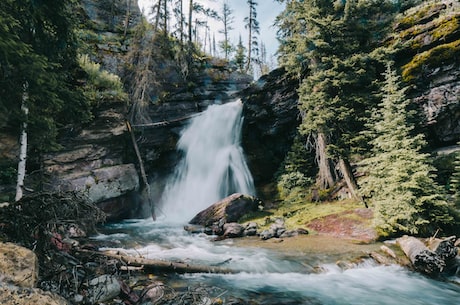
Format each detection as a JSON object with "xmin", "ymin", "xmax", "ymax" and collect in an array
[{"xmin": 189, "ymin": 193, "xmax": 262, "ymax": 227}]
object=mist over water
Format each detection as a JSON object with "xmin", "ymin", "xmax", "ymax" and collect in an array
[{"xmin": 158, "ymin": 100, "xmax": 255, "ymax": 222}]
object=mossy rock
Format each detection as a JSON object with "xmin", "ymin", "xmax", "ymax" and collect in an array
[{"xmin": 402, "ymin": 38, "xmax": 460, "ymax": 82}]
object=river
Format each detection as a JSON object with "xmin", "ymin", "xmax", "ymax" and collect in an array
[{"xmin": 96, "ymin": 219, "xmax": 460, "ymax": 305}]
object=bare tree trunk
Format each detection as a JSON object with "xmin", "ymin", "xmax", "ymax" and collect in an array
[
  {"xmin": 89, "ymin": 250, "xmax": 236, "ymax": 274},
  {"xmin": 15, "ymin": 82, "xmax": 29, "ymax": 202},
  {"xmin": 179, "ymin": 0, "xmax": 184, "ymax": 44},
  {"xmin": 126, "ymin": 121, "xmax": 155, "ymax": 220},
  {"xmin": 163, "ymin": 0, "xmax": 168, "ymax": 35},
  {"xmin": 315, "ymin": 132, "xmax": 336, "ymax": 189},
  {"xmin": 246, "ymin": 4, "xmax": 253, "ymax": 72},
  {"xmin": 186, "ymin": 0, "xmax": 193, "ymax": 73},
  {"xmin": 154, "ymin": 0, "xmax": 162, "ymax": 32},
  {"xmin": 188, "ymin": 0, "xmax": 193, "ymax": 44},
  {"xmin": 338, "ymin": 158, "xmax": 367, "ymax": 207}
]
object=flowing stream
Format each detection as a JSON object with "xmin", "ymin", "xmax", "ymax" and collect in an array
[{"xmin": 98, "ymin": 101, "xmax": 460, "ymax": 304}]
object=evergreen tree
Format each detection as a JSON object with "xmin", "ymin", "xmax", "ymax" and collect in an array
[
  {"xmin": 219, "ymin": 1, "xmax": 235, "ymax": 60},
  {"xmin": 360, "ymin": 63, "xmax": 454, "ymax": 237},
  {"xmin": 276, "ymin": 0, "xmax": 395, "ymax": 199},
  {"xmin": 450, "ymin": 148, "xmax": 460, "ymax": 206},
  {"xmin": 234, "ymin": 35, "xmax": 246, "ymax": 73},
  {"xmin": 172, "ymin": 0, "xmax": 185, "ymax": 44},
  {"xmin": 0, "ymin": 0, "xmax": 89, "ymax": 197},
  {"xmin": 0, "ymin": 0, "xmax": 88, "ymax": 151}
]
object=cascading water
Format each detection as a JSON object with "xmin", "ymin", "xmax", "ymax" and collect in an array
[{"xmin": 158, "ymin": 100, "xmax": 255, "ymax": 222}]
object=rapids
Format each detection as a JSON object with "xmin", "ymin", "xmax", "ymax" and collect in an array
[{"xmin": 97, "ymin": 219, "xmax": 460, "ymax": 305}]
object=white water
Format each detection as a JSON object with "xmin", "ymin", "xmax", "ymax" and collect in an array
[
  {"xmin": 158, "ymin": 100, "xmax": 255, "ymax": 222},
  {"xmin": 97, "ymin": 219, "xmax": 460, "ymax": 305}
]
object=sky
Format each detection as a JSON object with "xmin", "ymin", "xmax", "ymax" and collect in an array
[{"xmin": 137, "ymin": 0, "xmax": 285, "ymax": 61}]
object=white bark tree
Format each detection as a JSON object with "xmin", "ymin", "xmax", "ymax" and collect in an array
[{"xmin": 15, "ymin": 82, "xmax": 29, "ymax": 201}]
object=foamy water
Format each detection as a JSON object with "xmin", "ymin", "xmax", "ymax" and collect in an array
[
  {"xmin": 158, "ymin": 100, "xmax": 255, "ymax": 223},
  {"xmin": 97, "ymin": 219, "xmax": 460, "ymax": 305}
]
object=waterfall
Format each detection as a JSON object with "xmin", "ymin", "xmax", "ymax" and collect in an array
[{"xmin": 159, "ymin": 100, "xmax": 255, "ymax": 222}]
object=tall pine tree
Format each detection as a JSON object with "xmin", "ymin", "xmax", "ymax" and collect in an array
[
  {"xmin": 276, "ymin": 0, "xmax": 395, "ymax": 200},
  {"xmin": 360, "ymin": 63, "xmax": 454, "ymax": 237}
]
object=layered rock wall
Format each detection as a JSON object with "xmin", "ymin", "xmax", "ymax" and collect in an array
[{"xmin": 394, "ymin": 0, "xmax": 460, "ymax": 145}]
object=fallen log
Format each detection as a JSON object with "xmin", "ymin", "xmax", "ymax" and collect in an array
[
  {"xmin": 79, "ymin": 250, "xmax": 237, "ymax": 274},
  {"xmin": 396, "ymin": 235, "xmax": 445, "ymax": 276},
  {"xmin": 427, "ymin": 236, "xmax": 458, "ymax": 261},
  {"xmin": 427, "ymin": 236, "xmax": 459, "ymax": 275}
]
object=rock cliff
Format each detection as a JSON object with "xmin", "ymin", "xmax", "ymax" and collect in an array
[
  {"xmin": 240, "ymin": 68, "xmax": 300, "ymax": 187},
  {"xmin": 393, "ymin": 0, "xmax": 460, "ymax": 145}
]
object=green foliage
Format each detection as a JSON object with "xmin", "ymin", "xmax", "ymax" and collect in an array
[
  {"xmin": 276, "ymin": 134, "xmax": 316, "ymax": 199},
  {"xmin": 433, "ymin": 152, "xmax": 457, "ymax": 190},
  {"xmin": 360, "ymin": 64, "xmax": 455, "ymax": 237},
  {"xmin": 0, "ymin": 162, "xmax": 16, "ymax": 185},
  {"xmin": 78, "ymin": 54, "xmax": 126, "ymax": 94},
  {"xmin": 276, "ymin": 0, "xmax": 397, "ymax": 190},
  {"xmin": 278, "ymin": 171, "xmax": 312, "ymax": 199},
  {"xmin": 0, "ymin": 0, "xmax": 91, "ymax": 154}
]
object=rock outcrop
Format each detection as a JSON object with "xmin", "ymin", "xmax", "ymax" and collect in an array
[
  {"xmin": 393, "ymin": 0, "xmax": 460, "ymax": 145},
  {"xmin": 0, "ymin": 242, "xmax": 38, "ymax": 288},
  {"xmin": 0, "ymin": 242, "xmax": 68, "ymax": 305},
  {"xmin": 240, "ymin": 68, "xmax": 300, "ymax": 186}
]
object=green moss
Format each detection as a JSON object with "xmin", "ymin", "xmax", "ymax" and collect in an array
[
  {"xmin": 396, "ymin": 13, "xmax": 460, "ymax": 53},
  {"xmin": 431, "ymin": 14, "xmax": 460, "ymax": 40},
  {"xmin": 243, "ymin": 196, "xmax": 363, "ymax": 231},
  {"xmin": 402, "ymin": 38, "xmax": 460, "ymax": 82},
  {"xmin": 397, "ymin": 2, "xmax": 447, "ymax": 30}
]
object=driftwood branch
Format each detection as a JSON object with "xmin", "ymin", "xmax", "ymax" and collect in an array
[
  {"xmin": 82, "ymin": 250, "xmax": 236, "ymax": 274},
  {"xmin": 126, "ymin": 121, "xmax": 155, "ymax": 220},
  {"xmin": 132, "ymin": 113, "xmax": 200, "ymax": 129}
]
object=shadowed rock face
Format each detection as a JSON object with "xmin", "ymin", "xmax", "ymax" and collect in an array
[{"xmin": 240, "ymin": 68, "xmax": 300, "ymax": 187}]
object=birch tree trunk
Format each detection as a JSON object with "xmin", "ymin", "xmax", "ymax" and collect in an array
[{"xmin": 15, "ymin": 82, "xmax": 29, "ymax": 201}]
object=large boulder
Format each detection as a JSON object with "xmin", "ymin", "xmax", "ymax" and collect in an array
[
  {"xmin": 51, "ymin": 163, "xmax": 139, "ymax": 203},
  {"xmin": 0, "ymin": 286, "xmax": 68, "ymax": 305},
  {"xmin": 0, "ymin": 242, "xmax": 68, "ymax": 305},
  {"xmin": 0, "ymin": 242, "xmax": 38, "ymax": 288},
  {"xmin": 189, "ymin": 193, "xmax": 262, "ymax": 227}
]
